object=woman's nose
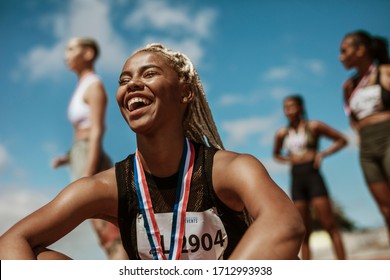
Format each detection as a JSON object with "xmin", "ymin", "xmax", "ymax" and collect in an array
[{"xmin": 127, "ymin": 79, "xmax": 144, "ymax": 92}]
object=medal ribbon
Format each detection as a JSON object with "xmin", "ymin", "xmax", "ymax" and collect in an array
[{"xmin": 134, "ymin": 138, "xmax": 195, "ymax": 260}]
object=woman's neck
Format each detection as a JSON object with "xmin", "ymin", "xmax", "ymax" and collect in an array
[
  {"xmin": 77, "ymin": 68, "xmax": 95, "ymax": 80},
  {"xmin": 136, "ymin": 133, "xmax": 186, "ymax": 177},
  {"xmin": 356, "ymin": 59, "xmax": 374, "ymax": 77},
  {"xmin": 289, "ymin": 118, "xmax": 305, "ymax": 130}
]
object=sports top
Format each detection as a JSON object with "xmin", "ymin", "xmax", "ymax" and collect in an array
[
  {"xmin": 68, "ymin": 73, "xmax": 100, "ymax": 129},
  {"xmin": 115, "ymin": 142, "xmax": 252, "ymax": 260},
  {"xmin": 283, "ymin": 124, "xmax": 317, "ymax": 156},
  {"xmin": 348, "ymin": 66, "xmax": 390, "ymax": 120}
]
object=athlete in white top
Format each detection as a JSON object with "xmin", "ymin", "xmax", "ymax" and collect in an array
[
  {"xmin": 67, "ymin": 73, "xmax": 101, "ymax": 129},
  {"xmin": 51, "ymin": 37, "xmax": 127, "ymax": 260},
  {"xmin": 340, "ymin": 30, "xmax": 390, "ymax": 243}
]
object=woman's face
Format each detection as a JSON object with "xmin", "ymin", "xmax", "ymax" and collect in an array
[
  {"xmin": 64, "ymin": 39, "xmax": 86, "ymax": 72},
  {"xmin": 283, "ymin": 99, "xmax": 301, "ymax": 122},
  {"xmin": 116, "ymin": 51, "xmax": 186, "ymax": 134},
  {"xmin": 339, "ymin": 37, "xmax": 360, "ymax": 70}
]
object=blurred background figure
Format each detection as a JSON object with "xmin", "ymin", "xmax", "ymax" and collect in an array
[
  {"xmin": 273, "ymin": 95, "xmax": 348, "ymax": 259},
  {"xmin": 52, "ymin": 37, "xmax": 127, "ymax": 259},
  {"xmin": 340, "ymin": 30, "xmax": 390, "ymax": 244}
]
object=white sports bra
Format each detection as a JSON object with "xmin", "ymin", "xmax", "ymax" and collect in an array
[
  {"xmin": 349, "ymin": 84, "xmax": 383, "ymax": 120},
  {"xmin": 68, "ymin": 73, "xmax": 100, "ymax": 129},
  {"xmin": 283, "ymin": 124, "xmax": 317, "ymax": 156}
]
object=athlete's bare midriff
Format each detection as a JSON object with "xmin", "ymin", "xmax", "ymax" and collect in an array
[
  {"xmin": 356, "ymin": 111, "xmax": 390, "ymax": 130},
  {"xmin": 74, "ymin": 126, "xmax": 90, "ymax": 141}
]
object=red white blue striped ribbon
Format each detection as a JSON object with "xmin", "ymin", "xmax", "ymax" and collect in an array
[{"xmin": 134, "ymin": 138, "xmax": 195, "ymax": 260}]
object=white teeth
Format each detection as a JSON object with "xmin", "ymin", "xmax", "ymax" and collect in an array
[
  {"xmin": 128, "ymin": 97, "xmax": 151, "ymax": 106},
  {"xmin": 127, "ymin": 97, "xmax": 151, "ymax": 111}
]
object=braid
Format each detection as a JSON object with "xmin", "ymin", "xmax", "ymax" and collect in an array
[{"xmin": 133, "ymin": 43, "xmax": 224, "ymax": 150}]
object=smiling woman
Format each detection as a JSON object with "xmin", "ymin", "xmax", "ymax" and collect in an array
[{"xmin": 0, "ymin": 43, "xmax": 304, "ymax": 260}]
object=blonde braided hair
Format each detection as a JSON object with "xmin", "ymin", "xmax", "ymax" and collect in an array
[{"xmin": 133, "ymin": 43, "xmax": 224, "ymax": 150}]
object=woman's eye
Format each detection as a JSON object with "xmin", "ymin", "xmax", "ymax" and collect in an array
[
  {"xmin": 118, "ymin": 78, "xmax": 130, "ymax": 85},
  {"xmin": 144, "ymin": 71, "xmax": 156, "ymax": 78}
]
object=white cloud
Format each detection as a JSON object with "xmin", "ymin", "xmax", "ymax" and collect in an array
[
  {"xmin": 127, "ymin": 0, "xmax": 217, "ymax": 67},
  {"xmin": 18, "ymin": 44, "xmax": 65, "ymax": 81},
  {"xmin": 217, "ymin": 92, "xmax": 260, "ymax": 107},
  {"xmin": 262, "ymin": 58, "xmax": 326, "ymax": 82},
  {"xmin": 0, "ymin": 144, "xmax": 9, "ymax": 171},
  {"xmin": 0, "ymin": 186, "xmax": 105, "ymax": 259},
  {"xmin": 0, "ymin": 187, "xmax": 49, "ymax": 233},
  {"xmin": 41, "ymin": 141, "xmax": 61, "ymax": 155},
  {"xmin": 269, "ymin": 86, "xmax": 292, "ymax": 100},
  {"xmin": 343, "ymin": 127, "xmax": 359, "ymax": 151},
  {"xmin": 222, "ymin": 115, "xmax": 280, "ymax": 148},
  {"xmin": 15, "ymin": 0, "xmax": 129, "ymax": 82},
  {"xmin": 263, "ymin": 66, "xmax": 292, "ymax": 81},
  {"xmin": 141, "ymin": 36, "xmax": 205, "ymax": 67},
  {"xmin": 218, "ymin": 94, "xmax": 245, "ymax": 107},
  {"xmin": 304, "ymin": 59, "xmax": 325, "ymax": 75},
  {"xmin": 217, "ymin": 87, "xmax": 292, "ymax": 108},
  {"xmin": 260, "ymin": 157, "xmax": 289, "ymax": 176},
  {"xmin": 15, "ymin": 0, "xmax": 216, "ymax": 82},
  {"xmin": 125, "ymin": 0, "xmax": 217, "ymax": 39},
  {"xmin": 0, "ymin": 144, "xmax": 28, "ymax": 178}
]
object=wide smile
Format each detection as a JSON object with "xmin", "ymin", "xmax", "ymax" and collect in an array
[{"xmin": 127, "ymin": 96, "xmax": 152, "ymax": 112}]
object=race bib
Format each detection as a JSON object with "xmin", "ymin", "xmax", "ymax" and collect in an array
[{"xmin": 136, "ymin": 208, "xmax": 228, "ymax": 260}]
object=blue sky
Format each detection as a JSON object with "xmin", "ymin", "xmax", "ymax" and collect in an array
[{"xmin": 1, "ymin": 0, "xmax": 390, "ymax": 259}]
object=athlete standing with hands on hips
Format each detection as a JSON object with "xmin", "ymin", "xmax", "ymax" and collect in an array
[
  {"xmin": 340, "ymin": 30, "xmax": 390, "ymax": 243},
  {"xmin": 0, "ymin": 43, "xmax": 304, "ymax": 260},
  {"xmin": 273, "ymin": 95, "xmax": 347, "ymax": 260}
]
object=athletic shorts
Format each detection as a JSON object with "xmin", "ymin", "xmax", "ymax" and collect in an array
[
  {"xmin": 359, "ymin": 120, "xmax": 390, "ymax": 184},
  {"xmin": 69, "ymin": 139, "xmax": 112, "ymax": 181},
  {"xmin": 290, "ymin": 161, "xmax": 329, "ymax": 201}
]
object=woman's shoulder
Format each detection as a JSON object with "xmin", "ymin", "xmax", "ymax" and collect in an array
[
  {"xmin": 379, "ymin": 64, "xmax": 390, "ymax": 84},
  {"xmin": 379, "ymin": 64, "xmax": 390, "ymax": 71},
  {"xmin": 74, "ymin": 167, "xmax": 118, "ymax": 197},
  {"xmin": 213, "ymin": 150, "xmax": 262, "ymax": 175},
  {"xmin": 275, "ymin": 126, "xmax": 289, "ymax": 137},
  {"xmin": 306, "ymin": 120, "xmax": 328, "ymax": 132}
]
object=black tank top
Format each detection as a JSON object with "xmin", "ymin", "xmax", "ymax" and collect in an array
[{"xmin": 115, "ymin": 142, "xmax": 252, "ymax": 259}]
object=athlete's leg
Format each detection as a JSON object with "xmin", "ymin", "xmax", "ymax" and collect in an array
[
  {"xmin": 367, "ymin": 181, "xmax": 390, "ymax": 244},
  {"xmin": 91, "ymin": 219, "xmax": 128, "ymax": 260},
  {"xmin": 294, "ymin": 200, "xmax": 311, "ymax": 260},
  {"xmin": 312, "ymin": 196, "xmax": 346, "ymax": 259}
]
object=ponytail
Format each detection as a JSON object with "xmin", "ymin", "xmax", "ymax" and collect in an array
[{"xmin": 345, "ymin": 30, "xmax": 390, "ymax": 64}]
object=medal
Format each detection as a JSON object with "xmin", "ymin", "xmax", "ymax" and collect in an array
[{"xmin": 133, "ymin": 138, "xmax": 195, "ymax": 260}]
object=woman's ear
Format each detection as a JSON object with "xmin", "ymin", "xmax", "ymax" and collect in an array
[
  {"xmin": 83, "ymin": 47, "xmax": 95, "ymax": 62},
  {"xmin": 356, "ymin": 45, "xmax": 367, "ymax": 58},
  {"xmin": 181, "ymin": 83, "xmax": 194, "ymax": 103}
]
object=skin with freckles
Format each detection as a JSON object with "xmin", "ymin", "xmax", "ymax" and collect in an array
[{"xmin": 0, "ymin": 45, "xmax": 305, "ymax": 260}]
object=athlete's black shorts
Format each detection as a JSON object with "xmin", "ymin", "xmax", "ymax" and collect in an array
[{"xmin": 291, "ymin": 161, "xmax": 329, "ymax": 201}]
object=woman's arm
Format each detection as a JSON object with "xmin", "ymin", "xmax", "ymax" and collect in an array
[
  {"xmin": 83, "ymin": 81, "xmax": 108, "ymax": 177},
  {"xmin": 213, "ymin": 151, "xmax": 305, "ymax": 259},
  {"xmin": 311, "ymin": 121, "xmax": 348, "ymax": 168},
  {"xmin": 273, "ymin": 128, "xmax": 291, "ymax": 164},
  {"xmin": 0, "ymin": 168, "xmax": 118, "ymax": 259}
]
